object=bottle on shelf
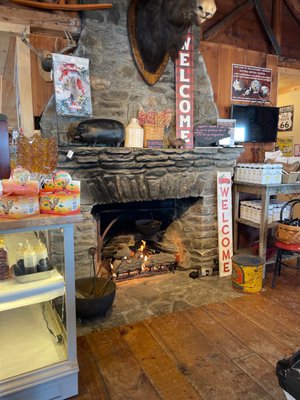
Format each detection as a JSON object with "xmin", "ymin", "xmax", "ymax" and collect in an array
[
  {"xmin": 34, "ymin": 239, "xmax": 51, "ymax": 272},
  {"xmin": 23, "ymin": 241, "xmax": 37, "ymax": 274},
  {"xmin": 125, "ymin": 118, "xmax": 144, "ymax": 148}
]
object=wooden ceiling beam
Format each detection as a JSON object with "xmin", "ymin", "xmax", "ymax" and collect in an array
[
  {"xmin": 253, "ymin": 0, "xmax": 281, "ymax": 55},
  {"xmin": 203, "ymin": 0, "xmax": 254, "ymax": 41},
  {"xmin": 272, "ymin": 0, "xmax": 282, "ymax": 47},
  {"xmin": 0, "ymin": 4, "xmax": 81, "ymax": 37},
  {"xmin": 279, "ymin": 57, "xmax": 300, "ymax": 69},
  {"xmin": 284, "ymin": 0, "xmax": 300, "ymax": 24}
]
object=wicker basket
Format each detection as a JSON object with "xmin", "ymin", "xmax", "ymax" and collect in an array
[
  {"xmin": 143, "ymin": 124, "xmax": 164, "ymax": 148},
  {"xmin": 276, "ymin": 199, "xmax": 300, "ymax": 244}
]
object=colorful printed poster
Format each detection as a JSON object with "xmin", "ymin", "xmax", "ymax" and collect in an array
[
  {"xmin": 231, "ymin": 64, "xmax": 272, "ymax": 102},
  {"xmin": 277, "ymin": 136, "xmax": 294, "ymax": 156},
  {"xmin": 278, "ymin": 105, "xmax": 294, "ymax": 131},
  {"xmin": 294, "ymin": 144, "xmax": 300, "ymax": 157},
  {"xmin": 53, "ymin": 54, "xmax": 92, "ymax": 117}
]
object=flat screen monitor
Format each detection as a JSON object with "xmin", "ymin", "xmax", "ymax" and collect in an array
[{"xmin": 231, "ymin": 104, "xmax": 279, "ymax": 143}]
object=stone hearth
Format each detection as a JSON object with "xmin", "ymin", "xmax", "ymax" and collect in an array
[{"xmin": 58, "ymin": 146, "xmax": 243, "ymax": 278}]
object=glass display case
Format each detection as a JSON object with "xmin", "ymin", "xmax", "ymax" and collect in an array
[{"xmin": 0, "ymin": 214, "xmax": 82, "ymax": 400}]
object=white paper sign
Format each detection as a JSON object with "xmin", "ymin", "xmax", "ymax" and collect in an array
[{"xmin": 217, "ymin": 172, "xmax": 233, "ymax": 277}]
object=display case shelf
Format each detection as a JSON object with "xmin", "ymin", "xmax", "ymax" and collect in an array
[
  {"xmin": 0, "ymin": 214, "xmax": 82, "ymax": 400},
  {"xmin": 0, "ymin": 269, "xmax": 64, "ymax": 312}
]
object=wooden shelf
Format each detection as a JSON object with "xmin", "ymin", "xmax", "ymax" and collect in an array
[
  {"xmin": 0, "ymin": 214, "xmax": 82, "ymax": 231},
  {"xmin": 236, "ymin": 217, "xmax": 278, "ymax": 229}
]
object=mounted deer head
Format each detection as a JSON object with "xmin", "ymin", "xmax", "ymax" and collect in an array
[{"xmin": 128, "ymin": 0, "xmax": 217, "ymax": 85}]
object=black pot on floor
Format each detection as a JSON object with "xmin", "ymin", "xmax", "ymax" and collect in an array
[{"xmin": 75, "ymin": 277, "xmax": 116, "ymax": 319}]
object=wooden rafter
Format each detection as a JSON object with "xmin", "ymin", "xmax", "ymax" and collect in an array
[
  {"xmin": 9, "ymin": 0, "xmax": 112, "ymax": 11},
  {"xmin": 253, "ymin": 0, "xmax": 281, "ymax": 55},
  {"xmin": 284, "ymin": 0, "xmax": 300, "ymax": 24},
  {"xmin": 0, "ymin": 4, "xmax": 81, "ymax": 36},
  {"xmin": 272, "ymin": 0, "xmax": 282, "ymax": 47},
  {"xmin": 203, "ymin": 0, "xmax": 254, "ymax": 41}
]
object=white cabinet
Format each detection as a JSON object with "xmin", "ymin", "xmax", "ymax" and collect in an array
[{"xmin": 0, "ymin": 215, "xmax": 82, "ymax": 400}]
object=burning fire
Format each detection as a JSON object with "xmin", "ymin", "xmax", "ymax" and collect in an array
[{"xmin": 138, "ymin": 240, "xmax": 146, "ymax": 253}]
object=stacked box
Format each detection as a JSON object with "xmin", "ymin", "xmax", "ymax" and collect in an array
[
  {"xmin": 40, "ymin": 173, "xmax": 80, "ymax": 216},
  {"xmin": 0, "ymin": 168, "xmax": 40, "ymax": 219}
]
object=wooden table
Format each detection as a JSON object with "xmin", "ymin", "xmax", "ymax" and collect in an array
[{"xmin": 233, "ymin": 182, "xmax": 300, "ymax": 277}]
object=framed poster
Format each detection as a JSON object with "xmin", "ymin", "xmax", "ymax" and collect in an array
[
  {"xmin": 294, "ymin": 144, "xmax": 300, "ymax": 157},
  {"xmin": 231, "ymin": 64, "xmax": 272, "ymax": 102},
  {"xmin": 52, "ymin": 53, "xmax": 92, "ymax": 117},
  {"xmin": 277, "ymin": 136, "xmax": 294, "ymax": 156},
  {"xmin": 217, "ymin": 118, "xmax": 236, "ymax": 146},
  {"xmin": 278, "ymin": 105, "xmax": 294, "ymax": 131}
]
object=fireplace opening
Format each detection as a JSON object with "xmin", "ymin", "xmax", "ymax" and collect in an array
[{"xmin": 91, "ymin": 198, "xmax": 200, "ymax": 281}]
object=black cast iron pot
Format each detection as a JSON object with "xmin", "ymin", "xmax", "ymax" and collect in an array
[{"xmin": 75, "ymin": 277, "xmax": 116, "ymax": 319}]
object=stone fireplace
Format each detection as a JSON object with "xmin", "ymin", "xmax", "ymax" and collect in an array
[
  {"xmin": 38, "ymin": 0, "xmax": 243, "ymax": 280},
  {"xmin": 57, "ymin": 146, "xmax": 243, "ymax": 278}
]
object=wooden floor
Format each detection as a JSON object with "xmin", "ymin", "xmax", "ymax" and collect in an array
[{"xmin": 73, "ymin": 269, "xmax": 300, "ymax": 400}]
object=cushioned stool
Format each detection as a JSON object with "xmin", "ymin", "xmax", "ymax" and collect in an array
[{"xmin": 272, "ymin": 240, "xmax": 300, "ymax": 288}]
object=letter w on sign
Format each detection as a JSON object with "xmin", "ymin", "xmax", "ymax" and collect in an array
[
  {"xmin": 217, "ymin": 172, "xmax": 233, "ymax": 277},
  {"xmin": 175, "ymin": 30, "xmax": 194, "ymax": 149}
]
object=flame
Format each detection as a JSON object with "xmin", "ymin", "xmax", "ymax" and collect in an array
[
  {"xmin": 110, "ymin": 263, "xmax": 114, "ymax": 270},
  {"xmin": 138, "ymin": 240, "xmax": 146, "ymax": 253},
  {"xmin": 141, "ymin": 255, "xmax": 148, "ymax": 271}
]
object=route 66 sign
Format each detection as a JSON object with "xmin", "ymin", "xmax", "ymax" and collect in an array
[{"xmin": 278, "ymin": 105, "xmax": 294, "ymax": 131}]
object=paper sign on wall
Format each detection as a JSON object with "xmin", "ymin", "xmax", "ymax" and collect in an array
[
  {"xmin": 231, "ymin": 64, "xmax": 272, "ymax": 102},
  {"xmin": 217, "ymin": 172, "xmax": 233, "ymax": 277}
]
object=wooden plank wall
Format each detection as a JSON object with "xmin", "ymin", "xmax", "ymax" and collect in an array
[
  {"xmin": 200, "ymin": 41, "xmax": 278, "ymax": 119},
  {"xmin": 200, "ymin": 42, "xmax": 279, "ymax": 162},
  {"xmin": 30, "ymin": 34, "xmax": 68, "ymax": 118}
]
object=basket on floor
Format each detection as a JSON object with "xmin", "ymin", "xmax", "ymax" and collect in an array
[
  {"xmin": 143, "ymin": 124, "xmax": 164, "ymax": 148},
  {"xmin": 276, "ymin": 199, "xmax": 300, "ymax": 244}
]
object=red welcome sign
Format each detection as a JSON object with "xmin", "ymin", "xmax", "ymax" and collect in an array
[
  {"xmin": 217, "ymin": 172, "xmax": 233, "ymax": 277},
  {"xmin": 175, "ymin": 30, "xmax": 194, "ymax": 149}
]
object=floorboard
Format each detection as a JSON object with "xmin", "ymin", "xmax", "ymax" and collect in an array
[{"xmin": 72, "ymin": 270, "xmax": 299, "ymax": 400}]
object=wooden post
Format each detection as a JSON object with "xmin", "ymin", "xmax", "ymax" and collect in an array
[
  {"xmin": 15, "ymin": 36, "xmax": 34, "ymax": 136},
  {"xmin": 0, "ymin": 115, "xmax": 10, "ymax": 179},
  {"xmin": 0, "ymin": 76, "xmax": 2, "ymax": 113}
]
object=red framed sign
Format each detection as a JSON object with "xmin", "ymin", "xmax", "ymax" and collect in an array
[{"xmin": 175, "ymin": 30, "xmax": 194, "ymax": 149}]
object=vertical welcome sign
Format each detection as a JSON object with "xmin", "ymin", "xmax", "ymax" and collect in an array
[
  {"xmin": 217, "ymin": 172, "xmax": 233, "ymax": 277},
  {"xmin": 175, "ymin": 30, "xmax": 194, "ymax": 149}
]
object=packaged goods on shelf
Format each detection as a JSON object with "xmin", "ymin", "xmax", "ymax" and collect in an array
[
  {"xmin": 2, "ymin": 179, "xmax": 39, "ymax": 196},
  {"xmin": 234, "ymin": 163, "xmax": 282, "ymax": 184},
  {"xmin": 0, "ymin": 195, "xmax": 39, "ymax": 219},
  {"xmin": 39, "ymin": 191, "xmax": 80, "ymax": 216},
  {"xmin": 42, "ymin": 179, "xmax": 80, "ymax": 193},
  {"xmin": 239, "ymin": 200, "xmax": 291, "ymax": 223}
]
